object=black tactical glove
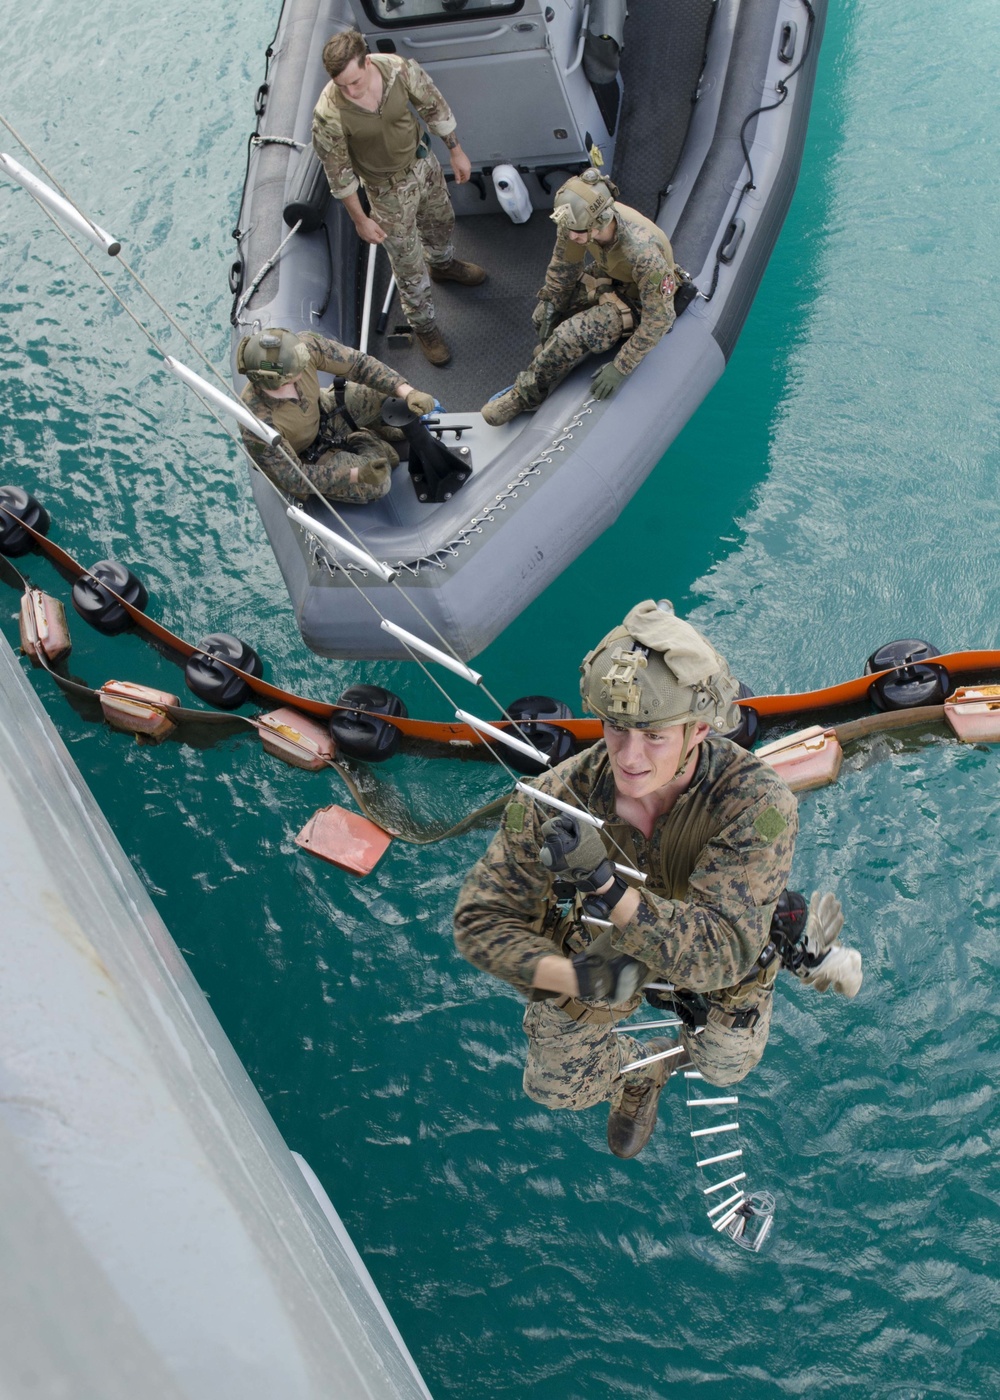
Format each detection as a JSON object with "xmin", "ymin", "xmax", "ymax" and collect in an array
[
  {"xmin": 538, "ymin": 813, "xmax": 614, "ymax": 893},
  {"xmin": 572, "ymin": 928, "xmax": 648, "ymax": 1003}
]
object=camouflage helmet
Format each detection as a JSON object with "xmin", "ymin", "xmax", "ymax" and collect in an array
[
  {"xmin": 580, "ymin": 600, "xmax": 742, "ymax": 731},
  {"xmin": 550, "ymin": 168, "xmax": 619, "ymax": 234},
  {"xmin": 236, "ymin": 328, "xmax": 312, "ymax": 389}
]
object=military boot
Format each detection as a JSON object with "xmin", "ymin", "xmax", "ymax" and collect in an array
[
  {"xmin": 607, "ymin": 1037, "xmax": 686, "ymax": 1160},
  {"xmin": 429, "ymin": 258, "xmax": 486, "ymax": 287},
  {"xmin": 414, "ymin": 325, "xmax": 451, "ymax": 366},
  {"xmin": 480, "ymin": 386, "xmax": 532, "ymax": 426}
]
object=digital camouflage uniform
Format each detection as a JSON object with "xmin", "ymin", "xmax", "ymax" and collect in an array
[
  {"xmin": 511, "ymin": 203, "xmax": 680, "ymax": 406},
  {"xmin": 239, "ymin": 331, "xmax": 405, "ymax": 504},
  {"xmin": 312, "ymin": 55, "xmax": 457, "ymax": 332},
  {"xmin": 454, "ymin": 735, "xmax": 798, "ymax": 1115}
]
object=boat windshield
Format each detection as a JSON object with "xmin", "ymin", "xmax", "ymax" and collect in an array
[{"xmin": 361, "ymin": 0, "xmax": 524, "ymax": 29}]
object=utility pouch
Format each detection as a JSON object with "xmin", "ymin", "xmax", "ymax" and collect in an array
[
  {"xmin": 673, "ymin": 266, "xmax": 699, "ymax": 317},
  {"xmin": 645, "ymin": 985, "xmax": 710, "ymax": 1029},
  {"xmin": 415, "ymin": 130, "xmax": 432, "ymax": 161}
]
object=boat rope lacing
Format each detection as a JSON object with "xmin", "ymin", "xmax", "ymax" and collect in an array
[
  {"xmin": 701, "ymin": 0, "xmax": 816, "ymax": 304},
  {"xmin": 0, "ymin": 115, "xmax": 654, "ymax": 877}
]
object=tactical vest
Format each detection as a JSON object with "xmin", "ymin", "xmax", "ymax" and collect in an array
[
  {"xmin": 577, "ymin": 205, "xmax": 674, "ymax": 303},
  {"xmin": 333, "ymin": 57, "xmax": 420, "ymax": 185},
  {"xmin": 252, "ymin": 362, "xmax": 322, "ymax": 455}
]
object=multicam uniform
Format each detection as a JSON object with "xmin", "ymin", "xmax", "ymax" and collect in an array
[
  {"xmin": 312, "ymin": 55, "xmax": 458, "ymax": 332},
  {"xmin": 239, "ymin": 331, "xmax": 404, "ymax": 504},
  {"xmin": 514, "ymin": 203, "xmax": 681, "ymax": 406},
  {"xmin": 454, "ymin": 735, "xmax": 798, "ymax": 1114}
]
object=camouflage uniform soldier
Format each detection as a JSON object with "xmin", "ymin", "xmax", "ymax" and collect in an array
[
  {"xmin": 454, "ymin": 601, "xmax": 862, "ymax": 1159},
  {"xmin": 237, "ymin": 328, "xmax": 435, "ymax": 505},
  {"xmin": 312, "ymin": 30, "xmax": 486, "ymax": 367},
  {"xmin": 482, "ymin": 170, "xmax": 682, "ymax": 425}
]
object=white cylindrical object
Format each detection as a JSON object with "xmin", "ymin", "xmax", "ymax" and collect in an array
[
  {"xmin": 695, "ymin": 1149, "xmax": 743, "ymax": 1169},
  {"xmin": 703, "ymin": 1172, "xmax": 747, "ymax": 1196},
  {"xmin": 380, "ymin": 620, "xmax": 482, "ymax": 684},
  {"xmin": 688, "ymin": 1096, "xmax": 740, "ymax": 1108},
  {"xmin": 690, "ymin": 1122, "xmax": 739, "ymax": 1139},
  {"xmin": 285, "ymin": 505, "xmax": 397, "ymax": 583},
  {"xmin": 618, "ymin": 1044, "xmax": 686, "ymax": 1075},
  {"xmin": 613, "ymin": 862, "xmax": 647, "ymax": 884},
  {"xmin": 359, "ymin": 243, "xmax": 377, "ymax": 353},
  {"xmin": 491, "ymin": 164, "xmax": 532, "ymax": 224},
  {"xmin": 456, "ymin": 710, "xmax": 550, "ymax": 767},
  {"xmin": 163, "ymin": 356, "xmax": 279, "ymax": 446},
  {"xmin": 707, "ymin": 1190, "xmax": 746, "ymax": 1220},
  {"xmin": 513, "ymin": 782, "xmax": 604, "ymax": 829},
  {"xmin": 0, "ymin": 153, "xmax": 121, "ymax": 256}
]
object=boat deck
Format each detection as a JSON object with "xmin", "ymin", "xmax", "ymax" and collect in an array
[{"xmin": 365, "ymin": 0, "xmax": 715, "ymax": 408}]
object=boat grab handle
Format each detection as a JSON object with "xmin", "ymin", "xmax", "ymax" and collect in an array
[
  {"xmin": 564, "ymin": 2, "xmax": 590, "ymax": 75},
  {"xmin": 402, "ymin": 26, "xmax": 508, "ymax": 47}
]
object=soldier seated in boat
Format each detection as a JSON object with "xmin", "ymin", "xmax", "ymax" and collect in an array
[
  {"xmin": 236, "ymin": 328, "xmax": 435, "ymax": 504},
  {"xmin": 454, "ymin": 601, "xmax": 862, "ymax": 1159},
  {"xmin": 312, "ymin": 29, "xmax": 486, "ymax": 368},
  {"xmin": 481, "ymin": 169, "xmax": 683, "ymax": 426}
]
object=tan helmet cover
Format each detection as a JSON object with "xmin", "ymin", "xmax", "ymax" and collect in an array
[
  {"xmin": 580, "ymin": 600, "xmax": 742, "ymax": 731},
  {"xmin": 550, "ymin": 169, "xmax": 618, "ymax": 233},
  {"xmin": 236, "ymin": 328, "xmax": 312, "ymax": 389}
]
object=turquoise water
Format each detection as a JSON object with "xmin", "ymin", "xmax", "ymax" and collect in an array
[{"xmin": 4, "ymin": 1, "xmax": 1000, "ymax": 1394}]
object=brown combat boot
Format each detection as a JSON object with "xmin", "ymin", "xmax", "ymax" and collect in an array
[
  {"xmin": 414, "ymin": 325, "xmax": 451, "ymax": 366},
  {"xmin": 429, "ymin": 258, "xmax": 486, "ymax": 286},
  {"xmin": 607, "ymin": 1038, "xmax": 685, "ymax": 1160},
  {"xmin": 480, "ymin": 386, "xmax": 532, "ymax": 426}
]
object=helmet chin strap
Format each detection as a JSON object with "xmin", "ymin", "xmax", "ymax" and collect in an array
[{"xmin": 668, "ymin": 720, "xmax": 698, "ymax": 782}]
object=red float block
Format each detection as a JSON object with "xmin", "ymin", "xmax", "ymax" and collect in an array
[
  {"xmin": 258, "ymin": 707, "xmax": 335, "ymax": 770},
  {"xmin": 756, "ymin": 725, "xmax": 843, "ymax": 792},
  {"xmin": 19, "ymin": 588, "xmax": 72, "ymax": 664},
  {"xmin": 99, "ymin": 681, "xmax": 180, "ymax": 742},
  {"xmin": 944, "ymin": 686, "xmax": 1000, "ymax": 743},
  {"xmin": 295, "ymin": 805, "xmax": 392, "ymax": 875}
]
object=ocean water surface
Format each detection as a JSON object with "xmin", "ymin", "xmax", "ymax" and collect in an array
[{"xmin": 3, "ymin": 0, "xmax": 1000, "ymax": 1394}]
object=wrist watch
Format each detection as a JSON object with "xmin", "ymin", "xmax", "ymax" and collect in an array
[{"xmin": 582, "ymin": 874, "xmax": 629, "ymax": 922}]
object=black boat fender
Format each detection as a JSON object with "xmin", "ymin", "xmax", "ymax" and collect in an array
[
  {"xmin": 185, "ymin": 633, "xmax": 264, "ymax": 710},
  {"xmin": 583, "ymin": 0, "xmax": 628, "ymax": 87},
  {"xmin": 282, "ymin": 148, "xmax": 331, "ymax": 236},
  {"xmin": 0, "ymin": 485, "xmax": 51, "ymax": 557},
  {"xmin": 865, "ymin": 640, "xmax": 950, "ymax": 712},
  {"xmin": 724, "ymin": 682, "xmax": 760, "ymax": 750},
  {"xmin": 503, "ymin": 696, "xmax": 576, "ymax": 776},
  {"xmin": 329, "ymin": 684, "xmax": 408, "ymax": 763},
  {"xmin": 71, "ymin": 560, "xmax": 149, "ymax": 635}
]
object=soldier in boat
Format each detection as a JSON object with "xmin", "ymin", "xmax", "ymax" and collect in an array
[
  {"xmin": 482, "ymin": 168, "xmax": 684, "ymax": 425},
  {"xmin": 236, "ymin": 328, "xmax": 435, "ymax": 504},
  {"xmin": 312, "ymin": 29, "xmax": 486, "ymax": 368}
]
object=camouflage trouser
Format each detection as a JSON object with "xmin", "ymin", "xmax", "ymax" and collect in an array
[
  {"xmin": 514, "ymin": 283, "xmax": 627, "ymax": 407},
  {"xmin": 521, "ymin": 986, "xmax": 773, "ymax": 1112},
  {"xmin": 301, "ymin": 382, "xmax": 398, "ymax": 505},
  {"xmin": 365, "ymin": 152, "xmax": 455, "ymax": 332}
]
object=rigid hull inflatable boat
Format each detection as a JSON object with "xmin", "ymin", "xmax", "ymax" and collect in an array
[{"xmin": 231, "ymin": 0, "xmax": 826, "ymax": 661}]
